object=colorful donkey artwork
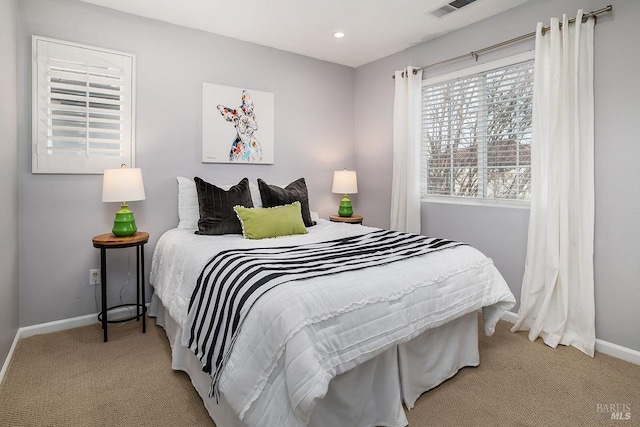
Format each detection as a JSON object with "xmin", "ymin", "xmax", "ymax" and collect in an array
[{"xmin": 217, "ymin": 90, "xmax": 263, "ymax": 162}]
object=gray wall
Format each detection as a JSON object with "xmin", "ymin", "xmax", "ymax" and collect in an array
[
  {"xmin": 0, "ymin": 0, "xmax": 20, "ymax": 366},
  {"xmin": 354, "ymin": 0, "xmax": 640, "ymax": 352},
  {"xmin": 17, "ymin": 0, "xmax": 355, "ymax": 326},
  {"xmin": 13, "ymin": 0, "xmax": 640, "ymax": 355}
]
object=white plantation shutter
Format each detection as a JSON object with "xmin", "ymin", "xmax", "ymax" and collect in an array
[
  {"xmin": 32, "ymin": 36, "xmax": 135, "ymax": 174},
  {"xmin": 421, "ymin": 52, "xmax": 534, "ymax": 201}
]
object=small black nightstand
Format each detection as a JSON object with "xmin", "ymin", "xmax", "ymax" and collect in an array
[
  {"xmin": 329, "ymin": 214, "xmax": 364, "ymax": 225},
  {"xmin": 92, "ymin": 231, "xmax": 149, "ymax": 342}
]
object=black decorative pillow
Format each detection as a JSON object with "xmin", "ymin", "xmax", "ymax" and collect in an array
[
  {"xmin": 194, "ymin": 177, "xmax": 254, "ymax": 235},
  {"xmin": 257, "ymin": 178, "xmax": 316, "ymax": 227}
]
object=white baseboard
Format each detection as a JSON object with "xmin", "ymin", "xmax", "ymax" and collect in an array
[
  {"xmin": 18, "ymin": 312, "xmax": 101, "ymax": 339},
  {"xmin": 0, "ymin": 330, "xmax": 20, "ymax": 386},
  {"xmin": 0, "ymin": 305, "xmax": 149, "ymax": 385},
  {"xmin": 594, "ymin": 339, "xmax": 640, "ymax": 366},
  {"xmin": 4, "ymin": 309, "xmax": 638, "ymax": 385},
  {"xmin": 500, "ymin": 311, "xmax": 640, "ymax": 366},
  {"xmin": 501, "ymin": 311, "xmax": 518, "ymax": 324}
]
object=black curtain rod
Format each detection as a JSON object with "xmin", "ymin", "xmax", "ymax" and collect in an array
[{"xmin": 392, "ymin": 4, "xmax": 612, "ymax": 79}]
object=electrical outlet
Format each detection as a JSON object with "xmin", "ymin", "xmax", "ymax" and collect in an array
[{"xmin": 89, "ymin": 269, "xmax": 100, "ymax": 286}]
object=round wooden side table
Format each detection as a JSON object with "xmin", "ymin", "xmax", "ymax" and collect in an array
[
  {"xmin": 92, "ymin": 231, "xmax": 149, "ymax": 342},
  {"xmin": 329, "ymin": 214, "xmax": 364, "ymax": 225}
]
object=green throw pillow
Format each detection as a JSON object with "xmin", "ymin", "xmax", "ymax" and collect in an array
[{"xmin": 234, "ymin": 202, "xmax": 308, "ymax": 240}]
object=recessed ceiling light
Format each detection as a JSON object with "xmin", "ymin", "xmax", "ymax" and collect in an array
[{"xmin": 333, "ymin": 32, "xmax": 345, "ymax": 38}]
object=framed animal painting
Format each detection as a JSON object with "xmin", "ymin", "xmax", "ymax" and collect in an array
[{"xmin": 202, "ymin": 83, "xmax": 275, "ymax": 164}]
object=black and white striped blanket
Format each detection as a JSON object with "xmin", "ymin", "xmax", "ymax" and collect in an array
[{"xmin": 185, "ymin": 229, "xmax": 464, "ymax": 399}]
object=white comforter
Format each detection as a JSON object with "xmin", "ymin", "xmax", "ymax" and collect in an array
[{"xmin": 150, "ymin": 220, "xmax": 515, "ymax": 427}]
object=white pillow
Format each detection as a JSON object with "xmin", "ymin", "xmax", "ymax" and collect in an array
[
  {"xmin": 176, "ymin": 177, "xmax": 262, "ymax": 231},
  {"xmin": 177, "ymin": 176, "xmax": 199, "ymax": 230}
]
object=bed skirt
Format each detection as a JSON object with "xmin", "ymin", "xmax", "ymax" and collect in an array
[{"xmin": 149, "ymin": 294, "xmax": 479, "ymax": 427}]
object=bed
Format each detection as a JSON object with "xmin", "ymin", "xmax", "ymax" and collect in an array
[{"xmin": 148, "ymin": 177, "xmax": 516, "ymax": 427}]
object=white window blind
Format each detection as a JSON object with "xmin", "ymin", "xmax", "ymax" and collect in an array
[
  {"xmin": 32, "ymin": 36, "xmax": 135, "ymax": 174},
  {"xmin": 421, "ymin": 53, "xmax": 534, "ymax": 201}
]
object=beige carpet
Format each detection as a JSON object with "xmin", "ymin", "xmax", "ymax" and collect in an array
[{"xmin": 0, "ymin": 316, "xmax": 638, "ymax": 427}]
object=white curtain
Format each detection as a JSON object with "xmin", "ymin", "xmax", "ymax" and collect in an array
[
  {"xmin": 511, "ymin": 11, "xmax": 596, "ymax": 357},
  {"xmin": 391, "ymin": 66, "xmax": 423, "ymax": 234}
]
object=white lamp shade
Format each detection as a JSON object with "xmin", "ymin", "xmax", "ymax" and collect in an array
[
  {"xmin": 102, "ymin": 167, "xmax": 146, "ymax": 203},
  {"xmin": 332, "ymin": 170, "xmax": 358, "ymax": 194}
]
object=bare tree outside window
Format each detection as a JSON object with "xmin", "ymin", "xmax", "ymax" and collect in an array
[{"xmin": 421, "ymin": 60, "xmax": 533, "ymax": 201}]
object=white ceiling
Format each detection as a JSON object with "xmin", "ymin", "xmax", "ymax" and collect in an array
[{"xmin": 78, "ymin": 0, "xmax": 531, "ymax": 68}]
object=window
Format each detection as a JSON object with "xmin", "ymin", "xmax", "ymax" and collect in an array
[
  {"xmin": 32, "ymin": 36, "xmax": 135, "ymax": 174},
  {"xmin": 421, "ymin": 52, "xmax": 534, "ymax": 202}
]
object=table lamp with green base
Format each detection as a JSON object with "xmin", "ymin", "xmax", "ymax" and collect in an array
[
  {"xmin": 102, "ymin": 165, "xmax": 146, "ymax": 237},
  {"xmin": 332, "ymin": 169, "xmax": 358, "ymax": 217}
]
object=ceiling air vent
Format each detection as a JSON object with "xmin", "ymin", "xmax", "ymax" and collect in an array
[{"xmin": 429, "ymin": 0, "xmax": 477, "ymax": 17}]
